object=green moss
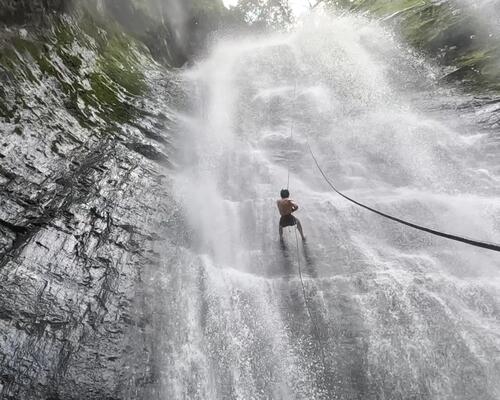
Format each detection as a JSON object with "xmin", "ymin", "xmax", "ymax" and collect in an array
[
  {"xmin": 51, "ymin": 14, "xmax": 147, "ymax": 124},
  {"xmin": 88, "ymin": 73, "xmax": 118, "ymax": 105},
  {"xmin": 453, "ymin": 49, "xmax": 500, "ymax": 91},
  {"xmin": 1, "ymin": 10, "xmax": 151, "ymax": 128},
  {"xmin": 59, "ymin": 50, "xmax": 82, "ymax": 74},
  {"xmin": 54, "ymin": 22, "xmax": 75, "ymax": 47},
  {"xmin": 99, "ymin": 36, "xmax": 146, "ymax": 96},
  {"xmin": 12, "ymin": 37, "xmax": 41, "ymax": 58},
  {"xmin": 86, "ymin": 72, "xmax": 141, "ymax": 123},
  {"xmin": 74, "ymin": 11, "xmax": 148, "ymax": 96},
  {"xmin": 2, "ymin": 34, "xmax": 57, "ymax": 78},
  {"xmin": 457, "ymin": 50, "xmax": 491, "ymax": 68},
  {"xmin": 401, "ymin": 5, "xmax": 462, "ymax": 49},
  {"xmin": 36, "ymin": 53, "xmax": 58, "ymax": 76}
]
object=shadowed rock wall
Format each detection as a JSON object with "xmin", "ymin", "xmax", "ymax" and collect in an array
[{"xmin": 0, "ymin": 0, "xmax": 67, "ymax": 24}]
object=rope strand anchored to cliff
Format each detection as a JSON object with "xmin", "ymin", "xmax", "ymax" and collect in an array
[{"xmin": 287, "ymin": 81, "xmax": 298, "ymax": 191}]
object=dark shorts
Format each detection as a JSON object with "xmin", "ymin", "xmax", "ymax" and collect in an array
[{"xmin": 280, "ymin": 214, "xmax": 297, "ymax": 228}]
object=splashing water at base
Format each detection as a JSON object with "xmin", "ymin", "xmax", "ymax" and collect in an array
[{"xmin": 162, "ymin": 13, "xmax": 500, "ymax": 400}]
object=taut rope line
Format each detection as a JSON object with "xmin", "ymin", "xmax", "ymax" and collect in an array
[
  {"xmin": 285, "ymin": 81, "xmax": 329, "ymax": 378},
  {"xmin": 287, "ymin": 81, "xmax": 298, "ymax": 191},
  {"xmin": 306, "ymin": 140, "xmax": 500, "ymax": 253}
]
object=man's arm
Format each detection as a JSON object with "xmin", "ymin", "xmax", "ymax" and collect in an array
[{"xmin": 290, "ymin": 200, "xmax": 299, "ymax": 212}]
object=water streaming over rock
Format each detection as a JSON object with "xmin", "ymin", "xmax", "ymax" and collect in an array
[{"xmin": 155, "ymin": 12, "xmax": 500, "ymax": 400}]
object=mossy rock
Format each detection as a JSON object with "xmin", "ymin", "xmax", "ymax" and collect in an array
[
  {"xmin": 0, "ymin": 11, "xmax": 151, "ymax": 126},
  {"xmin": 98, "ymin": 35, "xmax": 147, "ymax": 97}
]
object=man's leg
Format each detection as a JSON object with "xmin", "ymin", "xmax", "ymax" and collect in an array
[
  {"xmin": 295, "ymin": 218, "xmax": 306, "ymax": 241},
  {"xmin": 279, "ymin": 223, "xmax": 283, "ymax": 240}
]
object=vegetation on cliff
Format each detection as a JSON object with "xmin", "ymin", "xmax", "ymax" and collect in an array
[
  {"xmin": 228, "ymin": 0, "xmax": 294, "ymax": 30},
  {"xmin": 327, "ymin": 0, "xmax": 500, "ymax": 92},
  {"xmin": 0, "ymin": 13, "xmax": 152, "ymax": 131},
  {"xmin": 0, "ymin": 0, "xmax": 233, "ymax": 130}
]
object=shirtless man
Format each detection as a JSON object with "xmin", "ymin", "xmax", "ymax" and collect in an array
[{"xmin": 277, "ymin": 189, "xmax": 306, "ymax": 241}]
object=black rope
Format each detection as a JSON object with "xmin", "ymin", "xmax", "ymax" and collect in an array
[
  {"xmin": 286, "ymin": 83, "xmax": 329, "ymax": 376},
  {"xmin": 287, "ymin": 82, "xmax": 298, "ymax": 190},
  {"xmin": 307, "ymin": 141, "xmax": 500, "ymax": 253}
]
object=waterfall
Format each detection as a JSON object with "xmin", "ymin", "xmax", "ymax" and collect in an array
[{"xmin": 159, "ymin": 12, "xmax": 500, "ymax": 400}]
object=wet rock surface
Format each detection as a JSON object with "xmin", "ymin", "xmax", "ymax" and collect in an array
[
  {"xmin": 0, "ymin": 0, "xmax": 67, "ymax": 24},
  {"xmin": 0, "ymin": 14, "xmax": 187, "ymax": 398}
]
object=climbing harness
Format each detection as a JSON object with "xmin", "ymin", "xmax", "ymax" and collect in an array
[{"xmin": 306, "ymin": 140, "xmax": 500, "ymax": 253}]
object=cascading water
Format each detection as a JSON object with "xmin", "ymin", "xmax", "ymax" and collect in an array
[{"xmin": 161, "ymin": 12, "xmax": 500, "ymax": 400}]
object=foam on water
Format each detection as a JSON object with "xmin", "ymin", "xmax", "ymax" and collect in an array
[{"xmin": 164, "ymin": 12, "xmax": 500, "ymax": 400}]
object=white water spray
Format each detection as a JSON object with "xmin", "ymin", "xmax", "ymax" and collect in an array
[{"xmin": 162, "ymin": 12, "xmax": 500, "ymax": 400}]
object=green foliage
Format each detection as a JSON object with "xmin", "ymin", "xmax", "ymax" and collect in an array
[
  {"xmin": 189, "ymin": 0, "xmax": 227, "ymax": 15},
  {"xmin": 328, "ymin": 0, "xmax": 500, "ymax": 93},
  {"xmin": 230, "ymin": 0, "xmax": 294, "ymax": 30},
  {"xmin": 189, "ymin": 0, "xmax": 230, "ymax": 32}
]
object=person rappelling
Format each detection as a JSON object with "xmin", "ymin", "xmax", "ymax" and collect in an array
[{"xmin": 277, "ymin": 189, "xmax": 306, "ymax": 241}]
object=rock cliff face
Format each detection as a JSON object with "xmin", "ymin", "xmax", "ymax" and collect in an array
[
  {"xmin": 0, "ymin": 3, "xmax": 196, "ymax": 398},
  {"xmin": 0, "ymin": 0, "xmax": 230, "ymax": 67}
]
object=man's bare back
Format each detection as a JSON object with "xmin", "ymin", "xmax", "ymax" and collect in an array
[
  {"xmin": 276, "ymin": 198, "xmax": 298, "ymax": 216},
  {"xmin": 277, "ymin": 189, "xmax": 305, "ymax": 241}
]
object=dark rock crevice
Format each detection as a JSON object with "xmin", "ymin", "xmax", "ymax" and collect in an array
[{"xmin": 0, "ymin": 0, "xmax": 68, "ymax": 25}]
